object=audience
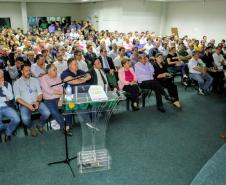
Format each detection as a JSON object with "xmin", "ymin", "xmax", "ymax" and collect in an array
[{"xmin": 0, "ymin": 22, "xmax": 225, "ymax": 142}]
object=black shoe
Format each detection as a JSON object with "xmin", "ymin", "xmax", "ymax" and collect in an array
[
  {"xmin": 157, "ymin": 106, "xmax": 166, "ymax": 113},
  {"xmin": 132, "ymin": 106, "xmax": 140, "ymax": 111},
  {"xmin": 5, "ymin": 135, "xmax": 11, "ymax": 143}
]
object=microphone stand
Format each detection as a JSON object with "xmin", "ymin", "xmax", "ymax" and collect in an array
[{"xmin": 48, "ymin": 74, "xmax": 87, "ymax": 177}]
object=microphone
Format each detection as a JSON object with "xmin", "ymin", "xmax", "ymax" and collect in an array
[{"xmin": 50, "ymin": 74, "xmax": 87, "ymax": 87}]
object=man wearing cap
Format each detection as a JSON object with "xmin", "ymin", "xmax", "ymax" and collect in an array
[{"xmin": 188, "ymin": 51, "xmax": 213, "ymax": 95}]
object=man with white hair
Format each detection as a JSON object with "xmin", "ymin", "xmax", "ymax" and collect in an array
[{"xmin": 0, "ymin": 69, "xmax": 20, "ymax": 142}]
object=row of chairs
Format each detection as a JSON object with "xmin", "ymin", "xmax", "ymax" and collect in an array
[{"xmin": 125, "ymin": 89, "xmax": 153, "ymax": 111}]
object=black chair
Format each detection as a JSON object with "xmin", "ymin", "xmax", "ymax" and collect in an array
[{"xmin": 125, "ymin": 89, "xmax": 153, "ymax": 111}]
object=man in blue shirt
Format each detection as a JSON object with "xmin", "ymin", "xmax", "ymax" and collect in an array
[
  {"xmin": 61, "ymin": 58, "xmax": 91, "ymax": 128},
  {"xmin": 135, "ymin": 54, "xmax": 170, "ymax": 113},
  {"xmin": 61, "ymin": 58, "xmax": 91, "ymax": 90}
]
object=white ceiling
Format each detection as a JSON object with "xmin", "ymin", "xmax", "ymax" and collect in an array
[
  {"xmin": 0, "ymin": 0, "xmax": 221, "ymax": 3},
  {"xmin": 0, "ymin": 0, "xmax": 103, "ymax": 3}
]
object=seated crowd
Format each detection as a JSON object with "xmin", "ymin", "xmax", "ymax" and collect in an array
[{"xmin": 0, "ymin": 20, "xmax": 226, "ymax": 142}]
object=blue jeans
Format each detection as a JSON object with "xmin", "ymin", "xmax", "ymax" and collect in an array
[
  {"xmin": 44, "ymin": 98, "xmax": 65, "ymax": 129},
  {"xmin": 0, "ymin": 106, "xmax": 20, "ymax": 136},
  {"xmin": 190, "ymin": 73, "xmax": 213, "ymax": 91},
  {"xmin": 20, "ymin": 102, "xmax": 50, "ymax": 129}
]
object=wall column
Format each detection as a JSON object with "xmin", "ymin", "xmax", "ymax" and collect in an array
[
  {"xmin": 21, "ymin": 2, "xmax": 28, "ymax": 33},
  {"xmin": 159, "ymin": 2, "xmax": 167, "ymax": 37}
]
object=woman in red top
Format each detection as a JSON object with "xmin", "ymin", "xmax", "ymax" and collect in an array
[{"xmin": 118, "ymin": 58, "xmax": 140, "ymax": 111}]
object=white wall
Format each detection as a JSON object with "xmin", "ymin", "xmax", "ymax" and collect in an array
[
  {"xmin": 165, "ymin": 0, "xmax": 226, "ymax": 42},
  {"xmin": 79, "ymin": 0, "xmax": 164, "ymax": 34},
  {"xmin": 0, "ymin": 2, "xmax": 22, "ymax": 29},
  {"xmin": 27, "ymin": 2, "xmax": 80, "ymax": 20}
]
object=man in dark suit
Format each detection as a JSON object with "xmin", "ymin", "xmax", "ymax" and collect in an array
[
  {"xmin": 89, "ymin": 58, "xmax": 108, "ymax": 89},
  {"xmin": 98, "ymin": 48, "xmax": 117, "ymax": 89},
  {"xmin": 98, "ymin": 48, "xmax": 115, "ymax": 73},
  {"xmin": 84, "ymin": 44, "xmax": 97, "ymax": 69}
]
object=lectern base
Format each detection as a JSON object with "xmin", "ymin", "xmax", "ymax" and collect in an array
[{"xmin": 77, "ymin": 149, "xmax": 111, "ymax": 173}]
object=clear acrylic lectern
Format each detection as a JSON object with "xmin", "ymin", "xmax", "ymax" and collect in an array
[{"xmin": 62, "ymin": 85, "xmax": 125, "ymax": 173}]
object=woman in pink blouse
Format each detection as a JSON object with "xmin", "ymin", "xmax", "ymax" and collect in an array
[{"xmin": 118, "ymin": 58, "xmax": 140, "ymax": 111}]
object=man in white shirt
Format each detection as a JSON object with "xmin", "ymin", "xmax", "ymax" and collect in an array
[
  {"xmin": 159, "ymin": 42, "xmax": 169, "ymax": 58},
  {"xmin": 113, "ymin": 47, "xmax": 125, "ymax": 69},
  {"xmin": 74, "ymin": 49, "xmax": 88, "ymax": 72},
  {"xmin": 213, "ymin": 46, "xmax": 225, "ymax": 70},
  {"xmin": 188, "ymin": 51, "xmax": 213, "ymax": 95},
  {"xmin": 53, "ymin": 52, "xmax": 67, "ymax": 76},
  {"xmin": 31, "ymin": 54, "xmax": 46, "ymax": 78},
  {"xmin": 58, "ymin": 46, "xmax": 72, "ymax": 61},
  {"xmin": 109, "ymin": 43, "xmax": 118, "ymax": 60},
  {"xmin": 187, "ymin": 43, "xmax": 194, "ymax": 58},
  {"xmin": 144, "ymin": 37, "xmax": 153, "ymax": 55}
]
